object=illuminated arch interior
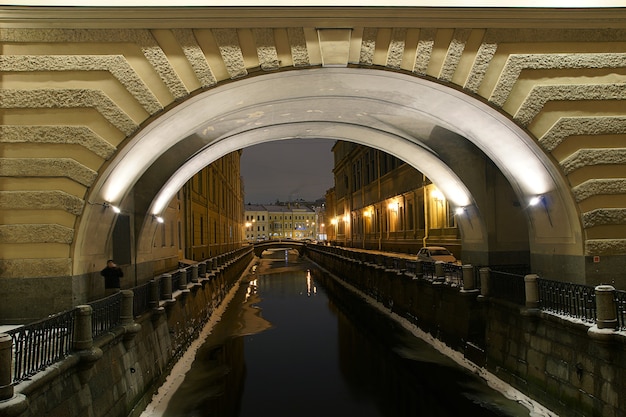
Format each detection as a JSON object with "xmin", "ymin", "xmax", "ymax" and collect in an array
[{"xmin": 88, "ymin": 68, "xmax": 581, "ymax": 260}]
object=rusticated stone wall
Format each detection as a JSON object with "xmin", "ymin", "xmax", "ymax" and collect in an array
[
  {"xmin": 306, "ymin": 245, "xmax": 626, "ymax": 417},
  {"xmin": 485, "ymin": 301, "xmax": 626, "ymax": 417}
]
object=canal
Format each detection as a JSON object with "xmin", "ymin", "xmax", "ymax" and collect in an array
[{"xmin": 140, "ymin": 249, "xmax": 547, "ymax": 417}]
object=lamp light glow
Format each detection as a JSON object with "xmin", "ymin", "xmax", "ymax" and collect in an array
[{"xmin": 529, "ymin": 196, "xmax": 543, "ymax": 206}]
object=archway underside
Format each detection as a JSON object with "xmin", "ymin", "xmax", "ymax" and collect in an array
[{"xmin": 2, "ymin": 6, "xmax": 626, "ymax": 291}]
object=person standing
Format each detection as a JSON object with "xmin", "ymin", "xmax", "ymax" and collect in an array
[{"xmin": 101, "ymin": 259, "xmax": 123, "ymax": 296}]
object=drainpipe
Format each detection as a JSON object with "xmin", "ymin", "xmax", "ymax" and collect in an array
[
  {"xmin": 377, "ymin": 152, "xmax": 382, "ymax": 251},
  {"xmin": 423, "ymin": 176, "xmax": 429, "ymax": 248}
]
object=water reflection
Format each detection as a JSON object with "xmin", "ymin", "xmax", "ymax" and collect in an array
[{"xmin": 155, "ymin": 250, "xmax": 534, "ymax": 417}]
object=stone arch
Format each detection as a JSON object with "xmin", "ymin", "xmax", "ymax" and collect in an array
[
  {"xmin": 4, "ymin": 6, "xmax": 626, "ymax": 320},
  {"xmin": 77, "ymin": 68, "xmax": 583, "ymax": 280}
]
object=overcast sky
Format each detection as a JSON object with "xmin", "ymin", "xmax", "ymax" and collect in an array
[{"xmin": 240, "ymin": 138, "xmax": 335, "ymax": 204}]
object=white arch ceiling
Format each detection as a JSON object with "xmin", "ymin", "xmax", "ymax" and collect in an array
[{"xmin": 96, "ymin": 69, "xmax": 561, "ymax": 213}]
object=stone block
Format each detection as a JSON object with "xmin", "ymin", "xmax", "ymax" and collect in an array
[
  {"xmin": 529, "ymin": 334, "xmax": 551, "ymax": 354},
  {"xmin": 600, "ymin": 381, "xmax": 619, "ymax": 408},
  {"xmin": 546, "ymin": 358, "xmax": 569, "ymax": 381},
  {"xmin": 526, "ymin": 349, "xmax": 546, "ymax": 382}
]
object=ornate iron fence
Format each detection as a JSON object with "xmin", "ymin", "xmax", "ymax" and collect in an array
[
  {"xmin": 537, "ymin": 279, "xmax": 596, "ymax": 323},
  {"xmin": 6, "ymin": 308, "xmax": 76, "ymax": 383},
  {"xmin": 88, "ymin": 292, "xmax": 123, "ymax": 339}
]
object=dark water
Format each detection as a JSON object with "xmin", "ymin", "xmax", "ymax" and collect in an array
[{"xmin": 158, "ymin": 249, "xmax": 534, "ymax": 417}]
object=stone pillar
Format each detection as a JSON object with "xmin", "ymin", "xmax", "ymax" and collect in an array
[
  {"xmin": 415, "ymin": 260, "xmax": 424, "ymax": 279},
  {"xmin": 120, "ymin": 290, "xmax": 134, "ymax": 326},
  {"xmin": 0, "ymin": 333, "xmax": 27, "ymax": 416},
  {"xmin": 73, "ymin": 305, "xmax": 102, "ymax": 378},
  {"xmin": 161, "ymin": 274, "xmax": 173, "ymax": 300},
  {"xmin": 479, "ymin": 268, "xmax": 490, "ymax": 297},
  {"xmin": 462, "ymin": 264, "xmax": 475, "ymax": 290},
  {"xmin": 595, "ymin": 285, "xmax": 618, "ymax": 330},
  {"xmin": 178, "ymin": 269, "xmax": 187, "ymax": 290},
  {"xmin": 73, "ymin": 305, "xmax": 93, "ymax": 351},
  {"xmin": 524, "ymin": 274, "xmax": 540, "ymax": 309},
  {"xmin": 435, "ymin": 261, "xmax": 445, "ymax": 281},
  {"xmin": 149, "ymin": 278, "xmax": 159, "ymax": 309},
  {"xmin": 191, "ymin": 264, "xmax": 199, "ymax": 283},
  {"xmin": 0, "ymin": 334, "xmax": 13, "ymax": 400}
]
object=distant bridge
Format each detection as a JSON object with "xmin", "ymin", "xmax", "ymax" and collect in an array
[{"xmin": 252, "ymin": 240, "xmax": 306, "ymax": 257}]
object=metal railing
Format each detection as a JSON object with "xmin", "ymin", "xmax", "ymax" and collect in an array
[
  {"xmin": 537, "ymin": 279, "xmax": 596, "ymax": 324},
  {"xmin": 171, "ymin": 270, "xmax": 182, "ymax": 292},
  {"xmin": 2, "ymin": 247, "xmax": 253, "ymax": 386},
  {"xmin": 421, "ymin": 261, "xmax": 436, "ymax": 279},
  {"xmin": 615, "ymin": 289, "xmax": 626, "ymax": 331},
  {"xmin": 489, "ymin": 270, "xmax": 526, "ymax": 305},
  {"xmin": 6, "ymin": 309, "xmax": 76, "ymax": 383},
  {"xmin": 88, "ymin": 292, "xmax": 123, "ymax": 339},
  {"xmin": 443, "ymin": 263, "xmax": 463, "ymax": 285},
  {"xmin": 133, "ymin": 281, "xmax": 151, "ymax": 317},
  {"xmin": 473, "ymin": 264, "xmax": 530, "ymax": 290}
]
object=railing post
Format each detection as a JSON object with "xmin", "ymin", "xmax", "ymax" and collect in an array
[
  {"xmin": 0, "ymin": 334, "xmax": 13, "ymax": 400},
  {"xmin": 595, "ymin": 285, "xmax": 618, "ymax": 330},
  {"xmin": 191, "ymin": 264, "xmax": 199, "ymax": 283},
  {"xmin": 178, "ymin": 268, "xmax": 188, "ymax": 290},
  {"xmin": 0, "ymin": 332, "xmax": 28, "ymax": 416},
  {"xmin": 120, "ymin": 290, "xmax": 141, "ymax": 343},
  {"xmin": 120, "ymin": 290, "xmax": 134, "ymax": 326},
  {"xmin": 524, "ymin": 274, "xmax": 540, "ymax": 309},
  {"xmin": 479, "ymin": 267, "xmax": 491, "ymax": 298},
  {"xmin": 73, "ymin": 305, "xmax": 94, "ymax": 351},
  {"xmin": 161, "ymin": 273, "xmax": 173, "ymax": 300},
  {"xmin": 72, "ymin": 305, "xmax": 102, "ymax": 378},
  {"xmin": 461, "ymin": 264, "xmax": 475, "ymax": 290},
  {"xmin": 415, "ymin": 260, "xmax": 423, "ymax": 279},
  {"xmin": 149, "ymin": 278, "xmax": 160, "ymax": 309},
  {"xmin": 435, "ymin": 261, "xmax": 445, "ymax": 281}
]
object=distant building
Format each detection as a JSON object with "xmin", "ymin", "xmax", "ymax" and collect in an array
[
  {"xmin": 244, "ymin": 202, "xmax": 318, "ymax": 241},
  {"xmin": 327, "ymin": 141, "xmax": 461, "ymax": 256},
  {"xmin": 244, "ymin": 204, "xmax": 269, "ymax": 241}
]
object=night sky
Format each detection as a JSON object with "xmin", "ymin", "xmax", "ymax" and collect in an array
[{"xmin": 240, "ymin": 138, "xmax": 335, "ymax": 204}]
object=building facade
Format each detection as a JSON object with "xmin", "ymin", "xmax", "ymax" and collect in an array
[
  {"xmin": 328, "ymin": 141, "xmax": 461, "ymax": 257},
  {"xmin": 179, "ymin": 151, "xmax": 245, "ymax": 262},
  {"xmin": 244, "ymin": 203, "xmax": 318, "ymax": 241}
]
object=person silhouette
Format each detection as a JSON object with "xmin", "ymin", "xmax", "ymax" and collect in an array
[{"xmin": 101, "ymin": 259, "xmax": 123, "ymax": 296}]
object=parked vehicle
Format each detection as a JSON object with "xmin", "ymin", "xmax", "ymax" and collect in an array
[{"xmin": 417, "ymin": 246, "xmax": 458, "ymax": 263}]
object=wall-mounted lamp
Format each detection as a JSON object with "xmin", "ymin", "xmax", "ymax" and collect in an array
[
  {"xmin": 455, "ymin": 207, "xmax": 466, "ymax": 215},
  {"xmin": 387, "ymin": 202, "xmax": 399, "ymax": 212},
  {"xmin": 330, "ymin": 218, "xmax": 338, "ymax": 225},
  {"xmin": 529, "ymin": 195, "xmax": 543, "ymax": 206},
  {"xmin": 153, "ymin": 214, "xmax": 164, "ymax": 224},
  {"xmin": 343, "ymin": 214, "xmax": 350, "ymax": 223},
  {"xmin": 95, "ymin": 201, "xmax": 121, "ymax": 213},
  {"xmin": 528, "ymin": 195, "xmax": 552, "ymax": 226}
]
